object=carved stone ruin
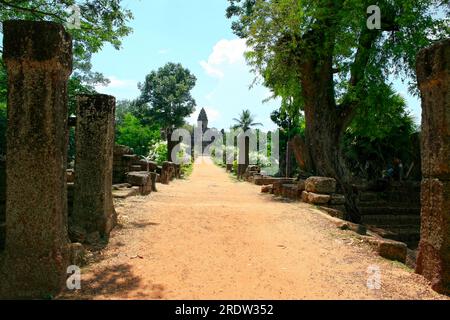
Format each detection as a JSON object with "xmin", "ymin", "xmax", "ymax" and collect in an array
[
  {"xmin": 70, "ymin": 94, "xmax": 116, "ymax": 245},
  {"xmin": 161, "ymin": 161, "xmax": 175, "ymax": 184},
  {"xmin": 0, "ymin": 20, "xmax": 72, "ymax": 298},
  {"xmin": 415, "ymin": 39, "xmax": 450, "ymax": 295},
  {"xmin": 127, "ymin": 172, "xmax": 152, "ymax": 196}
]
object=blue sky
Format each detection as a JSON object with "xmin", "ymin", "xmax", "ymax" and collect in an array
[{"xmin": 93, "ymin": 0, "xmax": 422, "ymax": 130}]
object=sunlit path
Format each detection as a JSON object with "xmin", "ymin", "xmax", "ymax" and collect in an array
[{"xmin": 62, "ymin": 157, "xmax": 445, "ymax": 300}]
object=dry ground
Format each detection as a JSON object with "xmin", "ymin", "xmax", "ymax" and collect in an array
[{"xmin": 62, "ymin": 157, "xmax": 447, "ymax": 300}]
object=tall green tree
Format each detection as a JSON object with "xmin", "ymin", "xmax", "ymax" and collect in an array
[
  {"xmin": 227, "ymin": 0, "xmax": 449, "ymax": 221},
  {"xmin": 138, "ymin": 62, "xmax": 197, "ymax": 161}
]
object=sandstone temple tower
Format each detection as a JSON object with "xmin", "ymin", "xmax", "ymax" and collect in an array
[{"xmin": 198, "ymin": 107, "xmax": 209, "ymax": 133}]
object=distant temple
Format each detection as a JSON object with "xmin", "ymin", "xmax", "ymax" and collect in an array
[
  {"xmin": 192, "ymin": 107, "xmax": 217, "ymax": 155},
  {"xmin": 197, "ymin": 107, "xmax": 209, "ymax": 133}
]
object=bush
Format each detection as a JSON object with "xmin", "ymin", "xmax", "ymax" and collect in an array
[
  {"xmin": 116, "ymin": 113, "xmax": 159, "ymax": 156},
  {"xmin": 147, "ymin": 141, "xmax": 168, "ymax": 165}
]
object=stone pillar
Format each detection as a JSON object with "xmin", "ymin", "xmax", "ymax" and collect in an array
[
  {"xmin": 0, "ymin": 159, "xmax": 5, "ymax": 251},
  {"xmin": 1, "ymin": 20, "xmax": 72, "ymax": 298},
  {"xmin": 416, "ymin": 39, "xmax": 450, "ymax": 295},
  {"xmin": 71, "ymin": 94, "xmax": 116, "ymax": 244},
  {"xmin": 161, "ymin": 161, "xmax": 171, "ymax": 184}
]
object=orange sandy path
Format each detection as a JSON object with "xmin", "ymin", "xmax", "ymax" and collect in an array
[{"xmin": 63, "ymin": 157, "xmax": 446, "ymax": 300}]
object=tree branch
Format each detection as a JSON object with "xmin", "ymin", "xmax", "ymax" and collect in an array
[{"xmin": 0, "ymin": 0, "xmax": 65, "ymax": 22}]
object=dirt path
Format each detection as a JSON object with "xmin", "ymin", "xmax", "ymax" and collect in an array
[{"xmin": 64, "ymin": 157, "xmax": 446, "ymax": 300}]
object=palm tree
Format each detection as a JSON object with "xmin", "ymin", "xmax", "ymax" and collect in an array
[
  {"xmin": 232, "ymin": 109, "xmax": 262, "ymax": 132},
  {"xmin": 232, "ymin": 110, "xmax": 262, "ymax": 179}
]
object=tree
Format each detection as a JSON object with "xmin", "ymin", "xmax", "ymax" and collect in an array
[
  {"xmin": 271, "ymin": 106, "xmax": 306, "ymax": 177},
  {"xmin": 227, "ymin": 0, "xmax": 449, "ymax": 221},
  {"xmin": 232, "ymin": 109, "xmax": 262, "ymax": 178},
  {"xmin": 0, "ymin": 0, "xmax": 133, "ymax": 85},
  {"xmin": 116, "ymin": 113, "xmax": 160, "ymax": 156},
  {"xmin": 232, "ymin": 109, "xmax": 263, "ymax": 132},
  {"xmin": 343, "ymin": 84, "xmax": 418, "ymax": 180},
  {"xmin": 138, "ymin": 62, "xmax": 197, "ymax": 161},
  {"xmin": 0, "ymin": 1, "xmax": 133, "ymax": 159}
]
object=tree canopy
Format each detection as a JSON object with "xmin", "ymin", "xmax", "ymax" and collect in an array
[
  {"xmin": 136, "ymin": 62, "xmax": 197, "ymax": 161},
  {"xmin": 0, "ymin": 0, "xmax": 133, "ymax": 84},
  {"xmin": 227, "ymin": 0, "xmax": 449, "ymax": 221},
  {"xmin": 138, "ymin": 62, "xmax": 197, "ymax": 133}
]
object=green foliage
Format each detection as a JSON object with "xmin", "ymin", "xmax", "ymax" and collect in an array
[
  {"xmin": 232, "ymin": 109, "xmax": 262, "ymax": 131},
  {"xmin": 233, "ymin": 159, "xmax": 238, "ymax": 175},
  {"xmin": 180, "ymin": 162, "xmax": 194, "ymax": 178},
  {"xmin": 138, "ymin": 62, "xmax": 197, "ymax": 132},
  {"xmin": 343, "ymin": 85, "xmax": 418, "ymax": 179},
  {"xmin": 116, "ymin": 113, "xmax": 160, "ymax": 156},
  {"xmin": 147, "ymin": 141, "xmax": 168, "ymax": 165},
  {"xmin": 227, "ymin": 0, "xmax": 449, "ymax": 180},
  {"xmin": 68, "ymin": 76, "xmax": 95, "ymax": 115},
  {"xmin": 228, "ymin": 0, "xmax": 449, "ymax": 95},
  {"xmin": 0, "ymin": 0, "xmax": 133, "ymax": 83}
]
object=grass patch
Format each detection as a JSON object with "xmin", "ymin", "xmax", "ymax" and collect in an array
[
  {"xmin": 390, "ymin": 260, "xmax": 413, "ymax": 272},
  {"xmin": 181, "ymin": 163, "xmax": 194, "ymax": 178}
]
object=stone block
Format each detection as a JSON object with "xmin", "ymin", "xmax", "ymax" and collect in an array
[
  {"xmin": 261, "ymin": 185, "xmax": 273, "ymax": 194},
  {"xmin": 127, "ymin": 172, "xmax": 152, "ymax": 196},
  {"xmin": 305, "ymin": 177, "xmax": 337, "ymax": 194},
  {"xmin": 378, "ymin": 240, "xmax": 407, "ymax": 263},
  {"xmin": 302, "ymin": 191, "xmax": 331, "ymax": 205}
]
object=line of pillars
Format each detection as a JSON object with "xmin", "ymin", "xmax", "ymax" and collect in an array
[
  {"xmin": 0, "ymin": 20, "xmax": 448, "ymax": 298},
  {"xmin": 0, "ymin": 20, "xmax": 116, "ymax": 298}
]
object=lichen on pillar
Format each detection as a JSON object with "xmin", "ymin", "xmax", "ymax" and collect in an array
[
  {"xmin": 0, "ymin": 20, "xmax": 72, "ymax": 298},
  {"xmin": 415, "ymin": 38, "xmax": 450, "ymax": 295},
  {"xmin": 71, "ymin": 94, "xmax": 116, "ymax": 245}
]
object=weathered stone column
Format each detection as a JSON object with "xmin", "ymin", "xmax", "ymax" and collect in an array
[
  {"xmin": 416, "ymin": 39, "xmax": 450, "ymax": 295},
  {"xmin": 1, "ymin": 20, "xmax": 72, "ymax": 298},
  {"xmin": 71, "ymin": 94, "xmax": 116, "ymax": 244},
  {"xmin": 0, "ymin": 159, "xmax": 5, "ymax": 251}
]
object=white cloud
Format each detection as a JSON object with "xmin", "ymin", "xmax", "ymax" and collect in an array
[
  {"xmin": 94, "ymin": 76, "xmax": 139, "ymax": 100},
  {"xmin": 200, "ymin": 38, "xmax": 248, "ymax": 79},
  {"xmin": 95, "ymin": 76, "xmax": 137, "ymax": 90}
]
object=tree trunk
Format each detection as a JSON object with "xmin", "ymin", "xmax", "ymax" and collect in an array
[
  {"xmin": 299, "ymin": 33, "xmax": 361, "ymax": 222},
  {"xmin": 290, "ymin": 135, "xmax": 313, "ymax": 174}
]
